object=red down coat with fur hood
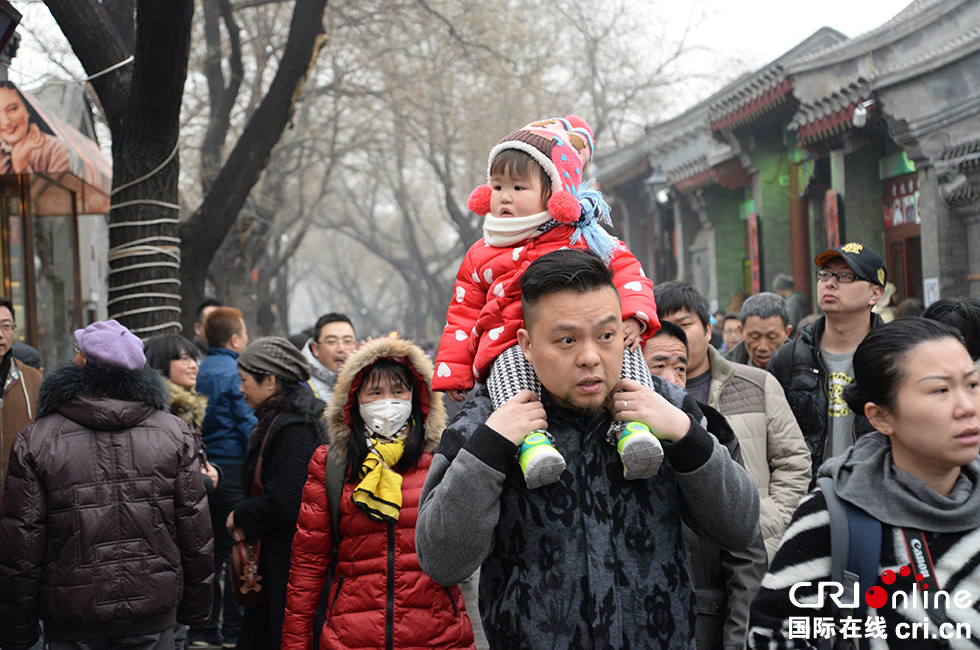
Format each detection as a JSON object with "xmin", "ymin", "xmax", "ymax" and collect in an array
[
  {"xmin": 432, "ymin": 225, "xmax": 659, "ymax": 392},
  {"xmin": 281, "ymin": 338, "xmax": 474, "ymax": 650}
]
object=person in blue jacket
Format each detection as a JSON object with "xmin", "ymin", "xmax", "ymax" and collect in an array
[{"xmin": 191, "ymin": 306, "xmax": 254, "ymax": 648}]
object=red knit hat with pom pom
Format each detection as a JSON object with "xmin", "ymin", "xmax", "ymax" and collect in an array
[{"xmin": 469, "ymin": 116, "xmax": 596, "ymax": 224}]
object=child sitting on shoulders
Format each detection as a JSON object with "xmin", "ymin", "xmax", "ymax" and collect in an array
[{"xmin": 433, "ymin": 115, "xmax": 664, "ymax": 488}]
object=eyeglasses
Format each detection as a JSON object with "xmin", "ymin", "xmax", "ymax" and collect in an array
[
  {"xmin": 815, "ymin": 269, "xmax": 864, "ymax": 284},
  {"xmin": 318, "ymin": 338, "xmax": 356, "ymax": 348},
  {"xmin": 0, "ymin": 321, "xmax": 14, "ymax": 333},
  {"xmin": 176, "ymin": 353, "xmax": 198, "ymax": 365}
]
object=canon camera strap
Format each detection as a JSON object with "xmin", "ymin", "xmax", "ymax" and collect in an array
[{"xmin": 899, "ymin": 527, "xmax": 947, "ymax": 626}]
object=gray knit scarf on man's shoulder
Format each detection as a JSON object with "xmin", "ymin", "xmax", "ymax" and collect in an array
[
  {"xmin": 302, "ymin": 338, "xmax": 338, "ymax": 395},
  {"xmin": 819, "ymin": 432, "xmax": 980, "ymax": 533},
  {"xmin": 310, "ymin": 362, "xmax": 337, "ymax": 393}
]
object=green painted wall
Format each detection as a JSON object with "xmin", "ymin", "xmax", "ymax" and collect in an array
[
  {"xmin": 842, "ymin": 141, "xmax": 885, "ymax": 254},
  {"xmin": 748, "ymin": 134, "xmax": 794, "ymax": 293},
  {"xmin": 706, "ymin": 189, "xmax": 745, "ymax": 312}
]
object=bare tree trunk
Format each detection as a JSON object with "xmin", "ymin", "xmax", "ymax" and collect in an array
[{"xmin": 44, "ymin": 0, "xmax": 194, "ymax": 336}]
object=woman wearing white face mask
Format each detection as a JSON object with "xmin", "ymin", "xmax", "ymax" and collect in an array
[{"xmin": 282, "ymin": 337, "xmax": 475, "ymax": 650}]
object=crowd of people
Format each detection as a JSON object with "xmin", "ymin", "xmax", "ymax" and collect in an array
[{"xmin": 0, "ymin": 114, "xmax": 978, "ymax": 650}]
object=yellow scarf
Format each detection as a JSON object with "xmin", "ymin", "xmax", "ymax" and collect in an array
[{"xmin": 352, "ymin": 437, "xmax": 405, "ymax": 523}]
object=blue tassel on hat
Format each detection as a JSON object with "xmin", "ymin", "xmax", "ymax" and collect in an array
[{"xmin": 568, "ymin": 180, "xmax": 621, "ymax": 264}]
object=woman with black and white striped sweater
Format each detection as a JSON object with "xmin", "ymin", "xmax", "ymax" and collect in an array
[{"xmin": 748, "ymin": 317, "xmax": 980, "ymax": 649}]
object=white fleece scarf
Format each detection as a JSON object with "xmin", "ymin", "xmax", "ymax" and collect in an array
[{"xmin": 483, "ymin": 210, "xmax": 553, "ymax": 247}]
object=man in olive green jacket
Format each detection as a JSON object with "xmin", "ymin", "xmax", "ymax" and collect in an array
[{"xmin": 706, "ymin": 345, "xmax": 810, "ymax": 559}]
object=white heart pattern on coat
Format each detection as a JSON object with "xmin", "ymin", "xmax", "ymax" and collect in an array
[
  {"xmin": 512, "ymin": 246, "xmax": 524, "ymax": 261},
  {"xmin": 455, "ymin": 330, "xmax": 467, "ymax": 342},
  {"xmin": 456, "ymin": 286, "xmax": 466, "ymax": 302},
  {"xmin": 471, "ymin": 271, "xmax": 480, "ymax": 284},
  {"xmin": 494, "ymin": 283, "xmax": 505, "ymax": 298},
  {"xmin": 488, "ymin": 327, "xmax": 505, "ymax": 340},
  {"xmin": 624, "ymin": 281, "xmax": 643, "ymax": 291},
  {"xmin": 437, "ymin": 362, "xmax": 451, "ymax": 377},
  {"xmin": 484, "ymin": 269, "xmax": 494, "ymax": 284}
]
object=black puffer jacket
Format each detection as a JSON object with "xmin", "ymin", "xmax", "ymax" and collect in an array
[
  {"xmin": 0, "ymin": 364, "xmax": 214, "ymax": 648},
  {"xmin": 767, "ymin": 313, "xmax": 882, "ymax": 483}
]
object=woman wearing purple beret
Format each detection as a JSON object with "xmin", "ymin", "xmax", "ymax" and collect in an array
[{"xmin": 0, "ymin": 319, "xmax": 215, "ymax": 650}]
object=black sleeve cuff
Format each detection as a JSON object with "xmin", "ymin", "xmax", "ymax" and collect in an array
[
  {"xmin": 463, "ymin": 423, "xmax": 519, "ymax": 474},
  {"xmin": 663, "ymin": 415, "xmax": 715, "ymax": 473}
]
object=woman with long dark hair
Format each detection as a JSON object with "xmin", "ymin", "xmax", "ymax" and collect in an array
[
  {"xmin": 748, "ymin": 318, "xmax": 980, "ymax": 648},
  {"xmin": 281, "ymin": 337, "xmax": 474, "ymax": 650},
  {"xmin": 225, "ymin": 337, "xmax": 325, "ymax": 650},
  {"xmin": 144, "ymin": 334, "xmax": 220, "ymax": 650},
  {"xmin": 144, "ymin": 334, "xmax": 219, "ymax": 490}
]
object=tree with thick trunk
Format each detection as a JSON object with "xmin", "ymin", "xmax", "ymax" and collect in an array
[
  {"xmin": 44, "ymin": 0, "xmax": 193, "ymax": 336},
  {"xmin": 44, "ymin": 0, "xmax": 328, "ymax": 337}
]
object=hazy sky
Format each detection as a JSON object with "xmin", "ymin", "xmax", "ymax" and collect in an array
[
  {"xmin": 696, "ymin": 0, "xmax": 915, "ymax": 64},
  {"xmin": 10, "ymin": 0, "xmax": 918, "ymax": 97},
  {"xmin": 664, "ymin": 0, "xmax": 918, "ymax": 112},
  {"xmin": 7, "ymin": 0, "xmax": 920, "ymax": 134}
]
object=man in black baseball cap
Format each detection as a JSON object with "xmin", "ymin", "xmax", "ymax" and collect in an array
[
  {"xmin": 768, "ymin": 242, "xmax": 887, "ymax": 486},
  {"xmin": 814, "ymin": 242, "xmax": 887, "ymax": 288}
]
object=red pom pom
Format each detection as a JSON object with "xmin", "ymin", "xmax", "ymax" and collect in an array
[
  {"xmin": 548, "ymin": 190, "xmax": 581, "ymax": 224},
  {"xmin": 467, "ymin": 185, "xmax": 492, "ymax": 216},
  {"xmin": 564, "ymin": 115, "xmax": 593, "ymax": 138}
]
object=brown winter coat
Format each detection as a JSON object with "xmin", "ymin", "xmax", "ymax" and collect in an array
[
  {"xmin": 0, "ymin": 363, "xmax": 214, "ymax": 647},
  {"xmin": 0, "ymin": 356, "xmax": 41, "ymax": 500}
]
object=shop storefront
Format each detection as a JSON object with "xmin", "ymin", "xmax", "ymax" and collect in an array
[
  {"xmin": 881, "ymin": 163, "xmax": 922, "ymax": 302},
  {"xmin": 0, "ymin": 81, "xmax": 110, "ymax": 367}
]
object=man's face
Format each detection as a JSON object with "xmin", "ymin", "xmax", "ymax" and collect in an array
[
  {"xmin": 0, "ymin": 306, "xmax": 14, "ymax": 357},
  {"xmin": 661, "ymin": 308, "xmax": 711, "ymax": 378},
  {"xmin": 312, "ymin": 321, "xmax": 356, "ymax": 372},
  {"xmin": 194, "ymin": 305, "xmax": 218, "ymax": 343},
  {"xmin": 742, "ymin": 315, "xmax": 792, "ymax": 369},
  {"xmin": 644, "ymin": 335, "xmax": 688, "ymax": 388},
  {"xmin": 816, "ymin": 258, "xmax": 882, "ymax": 318},
  {"xmin": 517, "ymin": 287, "xmax": 624, "ymax": 414},
  {"xmin": 722, "ymin": 318, "xmax": 742, "ymax": 350}
]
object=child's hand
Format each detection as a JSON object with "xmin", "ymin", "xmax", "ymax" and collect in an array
[
  {"xmin": 623, "ymin": 316, "xmax": 643, "ymax": 351},
  {"xmin": 445, "ymin": 389, "xmax": 466, "ymax": 403}
]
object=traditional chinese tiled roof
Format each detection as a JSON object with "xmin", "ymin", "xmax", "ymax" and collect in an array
[
  {"xmin": 944, "ymin": 181, "xmax": 980, "ymax": 205},
  {"xmin": 937, "ymin": 136, "xmax": 980, "ymax": 204},
  {"xmin": 787, "ymin": 1, "xmax": 979, "ymax": 147},
  {"xmin": 667, "ymin": 155, "xmax": 717, "ymax": 192},
  {"xmin": 596, "ymin": 148, "xmax": 652, "ymax": 188},
  {"xmin": 709, "ymin": 68, "xmax": 793, "ymax": 132},
  {"xmin": 787, "ymin": 0, "xmax": 942, "ymax": 71},
  {"xmin": 941, "ymin": 138, "xmax": 980, "ymax": 170},
  {"xmin": 708, "ymin": 28, "xmax": 849, "ymax": 133},
  {"xmin": 789, "ymin": 80, "xmax": 873, "ymax": 145},
  {"xmin": 873, "ymin": 24, "xmax": 980, "ymax": 88},
  {"xmin": 597, "ymin": 92, "xmax": 718, "ymax": 190}
]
